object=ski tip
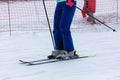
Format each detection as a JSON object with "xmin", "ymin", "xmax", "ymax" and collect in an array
[
  {"xmin": 88, "ymin": 54, "xmax": 96, "ymax": 58},
  {"xmin": 19, "ymin": 60, "xmax": 25, "ymax": 64},
  {"xmin": 19, "ymin": 60, "xmax": 29, "ymax": 64},
  {"xmin": 19, "ymin": 60, "xmax": 23, "ymax": 62}
]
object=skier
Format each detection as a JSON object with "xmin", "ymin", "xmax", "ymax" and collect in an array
[
  {"xmin": 48, "ymin": 0, "xmax": 78, "ymax": 59},
  {"xmin": 82, "ymin": 0, "xmax": 96, "ymax": 24}
]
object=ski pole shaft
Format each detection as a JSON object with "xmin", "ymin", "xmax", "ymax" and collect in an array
[
  {"xmin": 76, "ymin": 6, "xmax": 116, "ymax": 32},
  {"xmin": 42, "ymin": 0, "xmax": 55, "ymax": 47}
]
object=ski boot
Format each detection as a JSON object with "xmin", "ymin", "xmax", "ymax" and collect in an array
[
  {"xmin": 56, "ymin": 50, "xmax": 79, "ymax": 59},
  {"xmin": 48, "ymin": 50, "xmax": 64, "ymax": 59}
]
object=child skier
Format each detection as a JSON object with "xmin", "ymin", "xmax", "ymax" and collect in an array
[
  {"xmin": 82, "ymin": 0, "xmax": 96, "ymax": 24},
  {"xmin": 48, "ymin": 0, "xmax": 78, "ymax": 59}
]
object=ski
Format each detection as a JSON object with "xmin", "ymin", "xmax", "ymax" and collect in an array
[
  {"xmin": 19, "ymin": 53, "xmax": 84, "ymax": 64},
  {"xmin": 19, "ymin": 58, "xmax": 51, "ymax": 64},
  {"xmin": 28, "ymin": 56, "xmax": 89, "ymax": 65},
  {"xmin": 19, "ymin": 54, "xmax": 96, "ymax": 66}
]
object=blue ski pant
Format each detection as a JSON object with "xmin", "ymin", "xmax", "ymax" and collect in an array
[{"xmin": 53, "ymin": 2, "xmax": 76, "ymax": 52}]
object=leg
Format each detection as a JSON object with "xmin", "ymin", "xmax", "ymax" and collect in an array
[
  {"xmin": 53, "ymin": 4, "xmax": 63, "ymax": 50},
  {"xmin": 87, "ymin": 12, "xmax": 96, "ymax": 24},
  {"xmin": 60, "ymin": 2, "xmax": 76, "ymax": 52}
]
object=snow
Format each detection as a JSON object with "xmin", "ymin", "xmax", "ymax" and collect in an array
[
  {"xmin": 0, "ymin": 0, "xmax": 120, "ymax": 80},
  {"xmin": 0, "ymin": 26, "xmax": 120, "ymax": 80}
]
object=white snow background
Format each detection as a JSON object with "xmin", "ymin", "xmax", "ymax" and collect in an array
[{"xmin": 0, "ymin": 0, "xmax": 120, "ymax": 80}]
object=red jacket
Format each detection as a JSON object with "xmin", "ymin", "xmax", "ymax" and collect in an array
[{"xmin": 83, "ymin": 0, "xmax": 96, "ymax": 13}]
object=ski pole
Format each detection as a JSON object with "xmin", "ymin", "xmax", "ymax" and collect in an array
[
  {"xmin": 42, "ymin": 0, "xmax": 55, "ymax": 47},
  {"xmin": 76, "ymin": 6, "xmax": 117, "ymax": 32}
]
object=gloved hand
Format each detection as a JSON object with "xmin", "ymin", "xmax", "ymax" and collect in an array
[{"xmin": 66, "ymin": 0, "xmax": 74, "ymax": 7}]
